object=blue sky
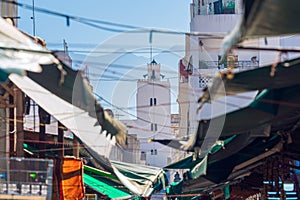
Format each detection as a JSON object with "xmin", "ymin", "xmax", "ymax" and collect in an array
[
  {"xmin": 18, "ymin": 1, "xmax": 191, "ymax": 50},
  {"xmin": 17, "ymin": 1, "xmax": 191, "ymax": 116}
]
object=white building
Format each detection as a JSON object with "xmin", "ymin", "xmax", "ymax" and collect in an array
[
  {"xmin": 179, "ymin": 0, "xmax": 261, "ymax": 138},
  {"xmin": 179, "ymin": 0, "xmax": 300, "ymax": 141},
  {"xmin": 122, "ymin": 60, "xmax": 174, "ymax": 167}
]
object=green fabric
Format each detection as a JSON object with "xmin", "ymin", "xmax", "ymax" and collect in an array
[
  {"xmin": 0, "ymin": 68, "xmax": 24, "ymax": 82},
  {"xmin": 190, "ymin": 155, "xmax": 207, "ymax": 179},
  {"xmin": 248, "ymin": 89, "xmax": 278, "ymax": 115},
  {"xmin": 209, "ymin": 135, "xmax": 236, "ymax": 154},
  {"xmin": 165, "ymin": 136, "xmax": 236, "ymax": 170},
  {"xmin": 164, "ymin": 155, "xmax": 202, "ymax": 170},
  {"xmin": 84, "ymin": 173, "xmax": 131, "ymax": 199},
  {"xmin": 84, "ymin": 165, "xmax": 118, "ymax": 181},
  {"xmin": 166, "ymin": 181, "xmax": 182, "ymax": 195},
  {"xmin": 111, "ymin": 161, "xmax": 166, "ymax": 197},
  {"xmin": 223, "ymin": 185, "xmax": 230, "ymax": 199}
]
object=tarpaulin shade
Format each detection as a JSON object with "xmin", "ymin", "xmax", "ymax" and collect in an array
[
  {"xmin": 23, "ymin": 139, "xmax": 165, "ymax": 197},
  {"xmin": 154, "ymin": 89, "xmax": 277, "ymax": 152},
  {"xmin": 199, "ymin": 57, "xmax": 300, "ymax": 103},
  {"xmin": 182, "ymin": 135, "xmax": 281, "ymax": 192},
  {"xmin": 0, "ymin": 17, "xmax": 58, "ymax": 81},
  {"xmin": 62, "ymin": 157, "xmax": 85, "ymax": 200},
  {"xmin": 239, "ymin": 0, "xmax": 300, "ymax": 40},
  {"xmin": 26, "ymin": 61, "xmax": 127, "ymax": 144},
  {"xmin": 111, "ymin": 161, "xmax": 166, "ymax": 197},
  {"xmin": 164, "ymin": 136, "xmax": 236, "ymax": 170},
  {"xmin": 84, "ymin": 174, "xmax": 131, "ymax": 199},
  {"xmin": 221, "ymin": 0, "xmax": 300, "ymax": 60}
]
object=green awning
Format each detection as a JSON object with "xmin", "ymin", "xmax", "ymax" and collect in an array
[
  {"xmin": 164, "ymin": 136, "xmax": 236, "ymax": 170},
  {"xmin": 84, "ymin": 173, "xmax": 131, "ymax": 199},
  {"xmin": 111, "ymin": 161, "xmax": 166, "ymax": 197},
  {"xmin": 84, "ymin": 165, "xmax": 118, "ymax": 181}
]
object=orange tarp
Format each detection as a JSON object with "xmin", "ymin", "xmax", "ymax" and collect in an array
[{"xmin": 62, "ymin": 157, "xmax": 85, "ymax": 200}]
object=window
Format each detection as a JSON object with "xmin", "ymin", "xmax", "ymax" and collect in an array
[
  {"xmin": 151, "ymin": 123, "xmax": 158, "ymax": 131},
  {"xmin": 150, "ymin": 98, "xmax": 156, "ymax": 106},
  {"xmin": 141, "ymin": 151, "xmax": 146, "ymax": 160},
  {"xmin": 150, "ymin": 149, "xmax": 157, "ymax": 155}
]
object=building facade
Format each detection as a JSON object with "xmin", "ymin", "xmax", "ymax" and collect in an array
[
  {"xmin": 178, "ymin": 0, "xmax": 300, "ymax": 147},
  {"xmin": 122, "ymin": 60, "xmax": 174, "ymax": 167},
  {"xmin": 178, "ymin": 0, "xmax": 261, "ymax": 139}
]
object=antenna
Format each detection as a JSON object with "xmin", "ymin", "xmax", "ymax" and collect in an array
[
  {"xmin": 149, "ymin": 30, "xmax": 153, "ymax": 62},
  {"xmin": 32, "ymin": 0, "xmax": 36, "ymax": 36}
]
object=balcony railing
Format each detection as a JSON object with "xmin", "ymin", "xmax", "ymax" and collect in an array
[{"xmin": 199, "ymin": 60, "xmax": 259, "ymax": 72}]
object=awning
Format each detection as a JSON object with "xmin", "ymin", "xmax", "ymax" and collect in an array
[
  {"xmin": 9, "ymin": 58, "xmax": 126, "ymax": 157},
  {"xmin": 0, "ymin": 17, "xmax": 58, "ymax": 81},
  {"xmin": 10, "ymin": 74, "xmax": 124, "ymax": 154},
  {"xmin": 181, "ymin": 135, "xmax": 281, "ymax": 193},
  {"xmin": 153, "ymin": 88, "xmax": 277, "ymax": 152},
  {"xmin": 164, "ymin": 136, "xmax": 236, "ymax": 170},
  {"xmin": 84, "ymin": 174, "xmax": 131, "ymax": 200},
  {"xmin": 27, "ymin": 61, "xmax": 127, "ymax": 145},
  {"xmin": 111, "ymin": 161, "xmax": 166, "ymax": 197},
  {"xmin": 220, "ymin": 0, "xmax": 300, "ymax": 60},
  {"xmin": 24, "ymin": 140, "xmax": 165, "ymax": 197},
  {"xmin": 199, "ymin": 57, "xmax": 300, "ymax": 104}
]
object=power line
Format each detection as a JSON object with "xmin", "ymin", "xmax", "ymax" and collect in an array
[{"xmin": 2, "ymin": 0, "xmax": 225, "ymax": 37}]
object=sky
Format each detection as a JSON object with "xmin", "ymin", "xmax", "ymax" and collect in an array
[
  {"xmin": 18, "ymin": 1, "xmax": 191, "ymax": 50},
  {"xmin": 17, "ymin": 1, "xmax": 192, "ymax": 117}
]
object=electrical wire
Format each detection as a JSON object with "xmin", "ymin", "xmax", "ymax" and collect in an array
[{"xmin": 1, "ymin": 0, "xmax": 225, "ymax": 37}]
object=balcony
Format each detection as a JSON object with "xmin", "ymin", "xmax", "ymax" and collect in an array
[
  {"xmin": 198, "ymin": 60, "xmax": 259, "ymax": 88},
  {"xmin": 199, "ymin": 60, "xmax": 259, "ymax": 72}
]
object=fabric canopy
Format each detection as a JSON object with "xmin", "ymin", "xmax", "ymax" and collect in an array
[
  {"xmin": 111, "ymin": 161, "xmax": 166, "ymax": 197},
  {"xmin": 0, "ymin": 17, "xmax": 58, "ymax": 81},
  {"xmin": 153, "ymin": 88, "xmax": 277, "ymax": 152},
  {"xmin": 27, "ymin": 60, "xmax": 127, "ymax": 144},
  {"xmin": 182, "ymin": 135, "xmax": 281, "ymax": 192},
  {"xmin": 199, "ymin": 57, "xmax": 300, "ymax": 104},
  {"xmin": 221, "ymin": 0, "xmax": 300, "ymax": 60},
  {"xmin": 10, "ymin": 65, "xmax": 166, "ymax": 196},
  {"xmin": 239, "ymin": 0, "xmax": 300, "ymax": 40},
  {"xmin": 84, "ymin": 174, "xmax": 131, "ymax": 199},
  {"xmin": 9, "ymin": 58, "xmax": 127, "ymax": 159},
  {"xmin": 154, "ymin": 83, "xmax": 300, "ymax": 153}
]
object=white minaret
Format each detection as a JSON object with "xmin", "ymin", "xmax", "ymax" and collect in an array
[{"xmin": 133, "ymin": 60, "xmax": 172, "ymax": 167}]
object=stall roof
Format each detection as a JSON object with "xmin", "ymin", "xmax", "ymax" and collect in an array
[
  {"xmin": 221, "ymin": 0, "xmax": 300, "ymax": 60},
  {"xmin": 0, "ymin": 17, "xmax": 58, "ymax": 81},
  {"xmin": 84, "ymin": 174, "xmax": 132, "ymax": 200},
  {"xmin": 199, "ymin": 57, "xmax": 300, "ymax": 104}
]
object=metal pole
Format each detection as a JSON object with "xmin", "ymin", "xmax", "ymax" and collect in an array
[{"xmin": 32, "ymin": 0, "xmax": 36, "ymax": 36}]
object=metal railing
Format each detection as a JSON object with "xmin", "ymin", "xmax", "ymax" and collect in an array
[
  {"xmin": 199, "ymin": 60, "xmax": 259, "ymax": 71},
  {"xmin": 0, "ymin": 157, "xmax": 53, "ymax": 200}
]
